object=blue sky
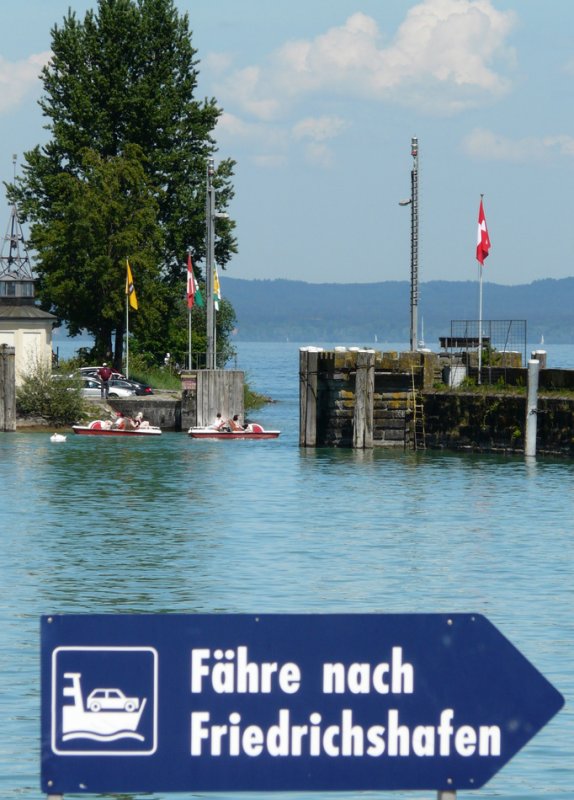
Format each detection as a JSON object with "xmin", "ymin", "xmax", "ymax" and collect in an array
[{"xmin": 2, "ymin": 0, "xmax": 574, "ymax": 286}]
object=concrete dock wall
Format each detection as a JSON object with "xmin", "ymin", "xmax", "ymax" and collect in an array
[
  {"xmin": 300, "ymin": 347, "xmax": 574, "ymax": 457},
  {"xmin": 424, "ymin": 391, "xmax": 574, "ymax": 457},
  {"xmin": 109, "ymin": 397, "xmax": 182, "ymax": 431},
  {"xmin": 302, "ymin": 348, "xmax": 439, "ymax": 448}
]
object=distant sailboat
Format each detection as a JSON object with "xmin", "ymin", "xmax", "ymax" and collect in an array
[
  {"xmin": 540, "ymin": 334, "xmax": 545, "ymax": 345},
  {"xmin": 417, "ymin": 318, "xmax": 431, "ymax": 352}
]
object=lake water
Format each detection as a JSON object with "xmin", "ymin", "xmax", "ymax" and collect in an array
[{"xmin": 1, "ymin": 341, "xmax": 573, "ymax": 800}]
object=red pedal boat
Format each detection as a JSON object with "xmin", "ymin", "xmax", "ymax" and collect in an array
[
  {"xmin": 72, "ymin": 420, "xmax": 162, "ymax": 436},
  {"xmin": 188, "ymin": 424, "xmax": 280, "ymax": 440}
]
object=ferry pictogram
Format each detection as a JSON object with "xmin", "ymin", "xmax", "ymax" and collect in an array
[{"xmin": 61, "ymin": 672, "xmax": 147, "ymax": 742}]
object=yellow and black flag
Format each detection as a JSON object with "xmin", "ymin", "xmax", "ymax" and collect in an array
[{"xmin": 126, "ymin": 259, "xmax": 138, "ymax": 310}]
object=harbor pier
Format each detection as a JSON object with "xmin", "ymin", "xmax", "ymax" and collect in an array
[{"xmin": 299, "ymin": 346, "xmax": 574, "ymax": 457}]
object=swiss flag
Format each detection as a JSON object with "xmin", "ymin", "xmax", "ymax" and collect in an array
[{"xmin": 476, "ymin": 198, "xmax": 491, "ymax": 265}]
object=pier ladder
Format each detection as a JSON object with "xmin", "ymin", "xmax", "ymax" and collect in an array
[{"xmin": 410, "ymin": 367, "xmax": 426, "ymax": 451}]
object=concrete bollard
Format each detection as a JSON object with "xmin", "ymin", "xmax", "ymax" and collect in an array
[{"xmin": 531, "ymin": 349, "xmax": 547, "ymax": 369}]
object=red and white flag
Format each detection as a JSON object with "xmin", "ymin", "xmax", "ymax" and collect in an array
[
  {"xmin": 187, "ymin": 252, "xmax": 196, "ymax": 309},
  {"xmin": 476, "ymin": 198, "xmax": 491, "ymax": 265},
  {"xmin": 186, "ymin": 252, "xmax": 204, "ymax": 309}
]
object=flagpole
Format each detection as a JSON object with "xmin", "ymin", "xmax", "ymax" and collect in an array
[
  {"xmin": 477, "ymin": 193, "xmax": 484, "ymax": 385},
  {"xmin": 187, "ymin": 249, "xmax": 192, "ymax": 370},
  {"xmin": 125, "ymin": 284, "xmax": 130, "ymax": 380},
  {"xmin": 213, "ymin": 267, "xmax": 217, "ymax": 367},
  {"xmin": 478, "ymin": 261, "xmax": 483, "ymax": 385}
]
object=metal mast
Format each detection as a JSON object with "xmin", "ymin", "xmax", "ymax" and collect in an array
[
  {"xmin": 0, "ymin": 155, "xmax": 34, "ymax": 280},
  {"xmin": 409, "ymin": 136, "xmax": 419, "ymax": 352},
  {"xmin": 205, "ymin": 158, "xmax": 216, "ymax": 369}
]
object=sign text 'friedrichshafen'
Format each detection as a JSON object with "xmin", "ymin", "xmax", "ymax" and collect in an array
[{"xmin": 189, "ymin": 645, "xmax": 500, "ymax": 759}]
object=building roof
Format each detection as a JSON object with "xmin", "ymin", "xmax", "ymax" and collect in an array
[{"xmin": 0, "ymin": 304, "xmax": 57, "ymax": 321}]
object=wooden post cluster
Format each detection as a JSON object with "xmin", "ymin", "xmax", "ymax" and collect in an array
[{"xmin": 180, "ymin": 369, "xmax": 244, "ymax": 430}]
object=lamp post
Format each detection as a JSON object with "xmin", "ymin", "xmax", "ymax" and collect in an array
[
  {"xmin": 399, "ymin": 136, "xmax": 419, "ymax": 352},
  {"xmin": 205, "ymin": 160, "xmax": 229, "ymax": 370},
  {"xmin": 205, "ymin": 159, "xmax": 216, "ymax": 369}
]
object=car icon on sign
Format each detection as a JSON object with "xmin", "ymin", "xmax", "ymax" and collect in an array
[{"xmin": 87, "ymin": 688, "xmax": 140, "ymax": 712}]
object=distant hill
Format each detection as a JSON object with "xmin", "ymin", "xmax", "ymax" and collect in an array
[{"xmin": 220, "ymin": 276, "xmax": 574, "ymax": 344}]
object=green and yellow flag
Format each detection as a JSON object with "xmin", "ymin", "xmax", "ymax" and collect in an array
[
  {"xmin": 214, "ymin": 264, "xmax": 221, "ymax": 311},
  {"xmin": 126, "ymin": 259, "xmax": 138, "ymax": 310}
]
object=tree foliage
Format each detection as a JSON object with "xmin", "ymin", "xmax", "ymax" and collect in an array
[
  {"xmin": 163, "ymin": 297, "xmax": 237, "ymax": 368},
  {"xmin": 12, "ymin": 0, "xmax": 237, "ymax": 365}
]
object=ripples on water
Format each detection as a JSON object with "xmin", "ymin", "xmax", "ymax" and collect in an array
[{"xmin": 1, "ymin": 341, "xmax": 572, "ymax": 800}]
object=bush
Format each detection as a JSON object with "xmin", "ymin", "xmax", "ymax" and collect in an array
[
  {"xmin": 17, "ymin": 360, "xmax": 87, "ymax": 425},
  {"xmin": 244, "ymin": 375, "xmax": 271, "ymax": 411}
]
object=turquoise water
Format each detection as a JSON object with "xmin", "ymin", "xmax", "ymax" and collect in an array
[{"xmin": 1, "ymin": 342, "xmax": 573, "ymax": 800}]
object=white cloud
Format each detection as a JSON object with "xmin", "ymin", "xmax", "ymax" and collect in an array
[
  {"xmin": 252, "ymin": 153, "xmax": 287, "ymax": 168},
  {"xmin": 216, "ymin": 111, "xmax": 289, "ymax": 167},
  {"xmin": 218, "ymin": 65, "xmax": 281, "ymax": 121},
  {"xmin": 292, "ymin": 116, "xmax": 348, "ymax": 142},
  {"xmin": 291, "ymin": 116, "xmax": 349, "ymax": 167},
  {"xmin": 214, "ymin": 0, "xmax": 516, "ymax": 122},
  {"xmin": 463, "ymin": 128, "xmax": 574, "ymax": 161},
  {"xmin": 218, "ymin": 112, "xmax": 348, "ymax": 168},
  {"xmin": 204, "ymin": 51, "xmax": 234, "ymax": 76},
  {"xmin": 300, "ymin": 141, "xmax": 334, "ymax": 169},
  {"xmin": 0, "ymin": 52, "xmax": 51, "ymax": 114},
  {"xmin": 380, "ymin": 0, "xmax": 516, "ymax": 98}
]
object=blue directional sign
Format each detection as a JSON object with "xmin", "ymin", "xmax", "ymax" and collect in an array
[{"xmin": 41, "ymin": 613, "xmax": 564, "ymax": 795}]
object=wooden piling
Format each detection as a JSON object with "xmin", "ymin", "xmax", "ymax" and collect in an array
[
  {"xmin": 299, "ymin": 348, "xmax": 318, "ymax": 447},
  {"xmin": 0, "ymin": 345, "xmax": 16, "ymax": 432},
  {"xmin": 353, "ymin": 350, "xmax": 375, "ymax": 448}
]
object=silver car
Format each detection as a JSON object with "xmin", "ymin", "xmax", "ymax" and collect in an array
[{"xmin": 80, "ymin": 377, "xmax": 134, "ymax": 398}]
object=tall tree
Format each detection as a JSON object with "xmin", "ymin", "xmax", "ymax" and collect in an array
[{"xmin": 12, "ymin": 0, "xmax": 237, "ymax": 364}]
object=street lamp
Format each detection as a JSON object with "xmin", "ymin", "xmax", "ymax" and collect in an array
[{"xmin": 206, "ymin": 160, "xmax": 230, "ymax": 370}]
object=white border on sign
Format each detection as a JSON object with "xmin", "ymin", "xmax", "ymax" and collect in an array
[{"xmin": 51, "ymin": 646, "xmax": 158, "ymax": 756}]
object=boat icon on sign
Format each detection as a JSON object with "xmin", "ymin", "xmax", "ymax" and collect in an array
[{"xmin": 62, "ymin": 672, "xmax": 147, "ymax": 742}]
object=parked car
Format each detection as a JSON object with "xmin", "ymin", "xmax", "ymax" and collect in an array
[
  {"xmin": 77, "ymin": 377, "xmax": 103, "ymax": 398},
  {"xmin": 122, "ymin": 378, "xmax": 153, "ymax": 396},
  {"xmin": 108, "ymin": 378, "xmax": 143, "ymax": 396}
]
